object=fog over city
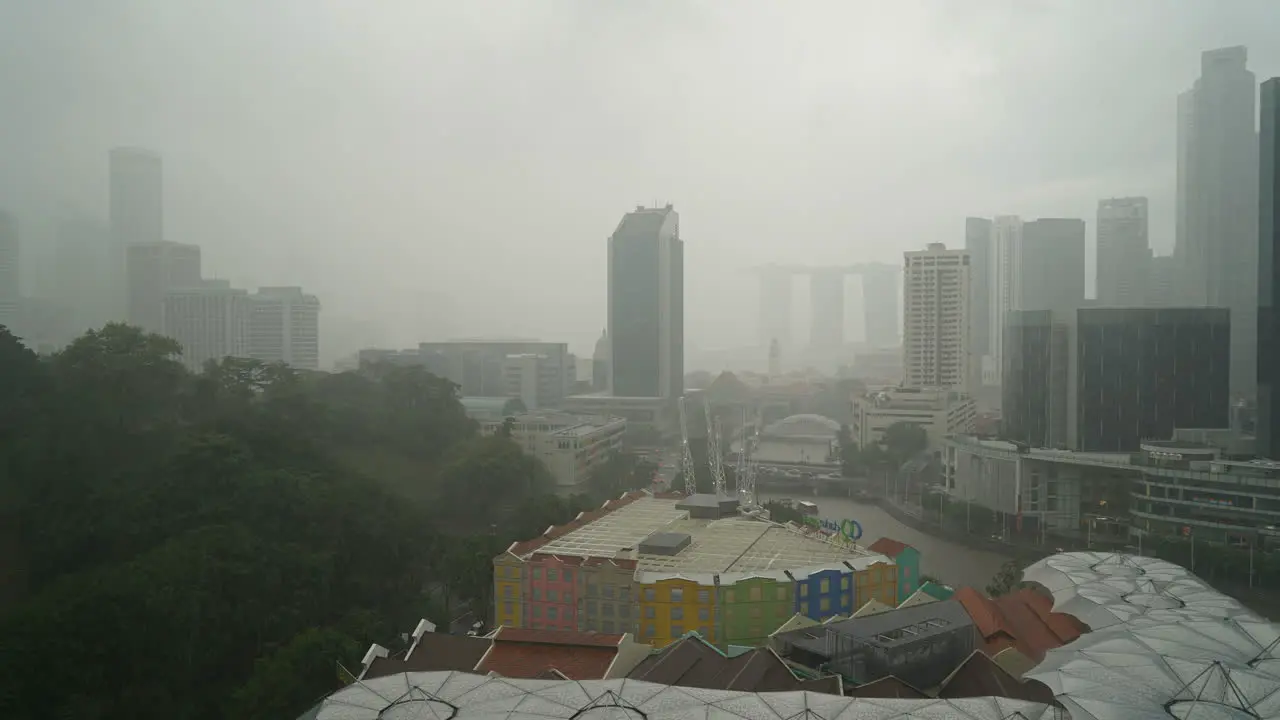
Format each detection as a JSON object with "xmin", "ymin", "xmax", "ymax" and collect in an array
[{"xmin": 2, "ymin": 0, "xmax": 1279, "ymax": 365}]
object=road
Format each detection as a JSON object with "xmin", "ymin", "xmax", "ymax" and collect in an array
[{"xmin": 759, "ymin": 491, "xmax": 1008, "ymax": 591}]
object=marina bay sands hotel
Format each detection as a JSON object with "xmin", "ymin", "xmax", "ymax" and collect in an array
[{"xmin": 753, "ymin": 263, "xmax": 900, "ymax": 350}]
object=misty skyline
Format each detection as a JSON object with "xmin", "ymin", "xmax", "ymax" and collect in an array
[{"xmin": 3, "ymin": 1, "xmax": 1279, "ymax": 363}]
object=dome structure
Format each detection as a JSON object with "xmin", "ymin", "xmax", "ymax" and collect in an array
[{"xmin": 762, "ymin": 414, "xmax": 840, "ymax": 439}]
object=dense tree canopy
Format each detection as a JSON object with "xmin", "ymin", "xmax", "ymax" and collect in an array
[{"xmin": 0, "ymin": 323, "xmax": 591, "ymax": 720}]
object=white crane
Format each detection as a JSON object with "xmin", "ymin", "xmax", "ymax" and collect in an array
[
  {"xmin": 677, "ymin": 396, "xmax": 697, "ymax": 496},
  {"xmin": 736, "ymin": 406, "xmax": 759, "ymax": 507},
  {"xmin": 704, "ymin": 397, "xmax": 727, "ymax": 496}
]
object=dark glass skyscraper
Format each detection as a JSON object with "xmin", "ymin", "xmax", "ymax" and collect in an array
[
  {"xmin": 1002, "ymin": 310, "xmax": 1072, "ymax": 448},
  {"xmin": 1076, "ymin": 308, "xmax": 1230, "ymax": 452},
  {"xmin": 607, "ymin": 205, "xmax": 683, "ymax": 399},
  {"xmin": 1258, "ymin": 78, "xmax": 1280, "ymax": 458}
]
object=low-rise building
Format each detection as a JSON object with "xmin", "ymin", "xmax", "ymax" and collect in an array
[
  {"xmin": 561, "ymin": 393, "xmax": 673, "ymax": 444},
  {"xmin": 852, "ymin": 387, "xmax": 976, "ymax": 451},
  {"xmin": 481, "ymin": 412, "xmax": 626, "ymax": 494},
  {"xmin": 162, "ymin": 280, "xmax": 251, "ymax": 371}
]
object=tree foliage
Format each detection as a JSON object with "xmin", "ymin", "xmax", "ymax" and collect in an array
[{"xmin": 0, "ymin": 323, "xmax": 587, "ymax": 720}]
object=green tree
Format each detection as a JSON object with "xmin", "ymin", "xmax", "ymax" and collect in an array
[
  {"xmin": 882, "ymin": 421, "xmax": 928, "ymax": 466},
  {"xmin": 985, "ymin": 559, "xmax": 1026, "ymax": 597}
]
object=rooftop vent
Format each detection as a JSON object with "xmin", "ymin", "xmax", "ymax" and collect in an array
[
  {"xmin": 639, "ymin": 532, "xmax": 692, "ymax": 556},
  {"xmin": 676, "ymin": 493, "xmax": 741, "ymax": 519}
]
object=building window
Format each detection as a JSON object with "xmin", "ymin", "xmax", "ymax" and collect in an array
[
  {"xmin": 532, "ymin": 568, "xmax": 542, "ymax": 580},
  {"xmin": 670, "ymin": 606, "xmax": 684, "ymax": 620},
  {"xmin": 547, "ymin": 569, "xmax": 558, "ymax": 582},
  {"xmin": 800, "ymin": 585, "xmax": 809, "ymax": 598},
  {"xmin": 645, "ymin": 606, "xmax": 655, "ymax": 619},
  {"xmin": 672, "ymin": 625, "xmax": 684, "ymax": 637},
  {"xmin": 776, "ymin": 587, "xmax": 787, "ymax": 601},
  {"xmin": 841, "ymin": 576, "xmax": 850, "ymax": 590},
  {"xmin": 697, "ymin": 590, "xmax": 710, "ymax": 604},
  {"xmin": 603, "ymin": 584, "xmax": 616, "ymax": 599},
  {"xmin": 645, "ymin": 624, "xmax": 656, "ymax": 638},
  {"xmin": 644, "ymin": 588, "xmax": 655, "ymax": 602},
  {"xmin": 507, "ymin": 567, "xmax": 518, "ymax": 578},
  {"xmin": 602, "ymin": 603, "xmax": 614, "ymax": 616},
  {"xmin": 548, "ymin": 607, "xmax": 559, "ymax": 620},
  {"xmin": 820, "ymin": 598, "xmax": 830, "ymax": 612},
  {"xmin": 776, "ymin": 605, "xmax": 787, "ymax": 618},
  {"xmin": 603, "ymin": 620, "xmax": 615, "ymax": 633},
  {"xmin": 504, "ymin": 586, "xmax": 513, "ymax": 598},
  {"xmin": 726, "ymin": 590, "xmax": 736, "ymax": 603},
  {"xmin": 750, "ymin": 607, "xmax": 762, "ymax": 619},
  {"xmin": 820, "ymin": 578, "xmax": 830, "ymax": 593},
  {"xmin": 749, "ymin": 587, "xmax": 762, "ymax": 602},
  {"xmin": 532, "ymin": 589, "xmax": 541, "ymax": 601},
  {"xmin": 504, "ymin": 602, "xmax": 514, "ymax": 616},
  {"xmin": 563, "ymin": 570, "xmax": 573, "ymax": 583},
  {"xmin": 670, "ymin": 588, "xmax": 684, "ymax": 603},
  {"xmin": 698, "ymin": 607, "xmax": 710, "ymax": 621},
  {"xmin": 548, "ymin": 590, "xmax": 558, "ymax": 602},
  {"xmin": 534, "ymin": 606, "xmax": 542, "ymax": 618}
]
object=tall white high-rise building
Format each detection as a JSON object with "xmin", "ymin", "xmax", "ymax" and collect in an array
[
  {"xmin": 903, "ymin": 243, "xmax": 971, "ymax": 391},
  {"xmin": 162, "ymin": 280, "xmax": 251, "ymax": 371},
  {"xmin": 1097, "ymin": 198, "xmax": 1150, "ymax": 307},
  {"xmin": 249, "ymin": 287, "xmax": 321, "ymax": 370},
  {"xmin": 126, "ymin": 241, "xmax": 202, "ymax": 334}
]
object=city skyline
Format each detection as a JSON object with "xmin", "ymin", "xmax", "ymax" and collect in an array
[{"xmin": 3, "ymin": 3, "xmax": 1279, "ymax": 363}]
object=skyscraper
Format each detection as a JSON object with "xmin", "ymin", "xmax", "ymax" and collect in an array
[
  {"xmin": 249, "ymin": 287, "xmax": 321, "ymax": 370},
  {"xmin": 1096, "ymin": 198, "xmax": 1150, "ymax": 307},
  {"xmin": 809, "ymin": 270, "xmax": 844, "ymax": 350},
  {"xmin": 0, "ymin": 212, "xmax": 18, "ymax": 332},
  {"xmin": 902, "ymin": 243, "xmax": 971, "ymax": 391},
  {"xmin": 1258, "ymin": 78, "xmax": 1280, "ymax": 459},
  {"xmin": 607, "ymin": 204, "xmax": 683, "ymax": 399},
  {"xmin": 1176, "ymin": 46, "xmax": 1259, "ymax": 399},
  {"xmin": 988, "ymin": 216, "xmax": 1023, "ymax": 385},
  {"xmin": 162, "ymin": 280, "xmax": 251, "ymax": 372},
  {"xmin": 1020, "ymin": 218, "xmax": 1086, "ymax": 313},
  {"xmin": 964, "ymin": 217, "xmax": 993, "ymax": 391},
  {"xmin": 126, "ymin": 241, "xmax": 201, "ymax": 334},
  {"xmin": 109, "ymin": 148, "xmax": 163, "ymax": 246}
]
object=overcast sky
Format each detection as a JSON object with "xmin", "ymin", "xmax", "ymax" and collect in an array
[{"xmin": 2, "ymin": 0, "xmax": 1278, "ymax": 365}]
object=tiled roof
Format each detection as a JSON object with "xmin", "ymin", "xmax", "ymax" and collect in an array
[
  {"xmin": 477, "ymin": 629, "xmax": 620, "ymax": 680},
  {"xmin": 505, "ymin": 491, "xmax": 651, "ymax": 556},
  {"xmin": 918, "ymin": 581, "xmax": 954, "ymax": 601},
  {"xmin": 491, "ymin": 627, "xmax": 624, "ymax": 647},
  {"xmin": 628, "ymin": 635, "xmax": 839, "ymax": 693},
  {"xmin": 868, "ymin": 537, "xmax": 911, "ymax": 557},
  {"xmin": 361, "ymin": 634, "xmax": 491, "ymax": 679},
  {"xmin": 954, "ymin": 587, "xmax": 1085, "ymax": 662}
]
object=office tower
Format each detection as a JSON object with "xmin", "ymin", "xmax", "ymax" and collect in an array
[
  {"xmin": 110, "ymin": 148, "xmax": 164, "ymax": 319},
  {"xmin": 249, "ymin": 287, "xmax": 321, "ymax": 370},
  {"xmin": 1003, "ymin": 311, "xmax": 1074, "ymax": 448},
  {"xmin": 964, "ymin": 218, "xmax": 993, "ymax": 389},
  {"xmin": 53, "ymin": 216, "xmax": 113, "ymax": 332},
  {"xmin": 861, "ymin": 264, "xmax": 899, "ymax": 348},
  {"xmin": 126, "ymin": 241, "xmax": 201, "ymax": 334},
  {"xmin": 809, "ymin": 270, "xmax": 844, "ymax": 349},
  {"xmin": 1076, "ymin": 308, "xmax": 1229, "ymax": 452},
  {"xmin": 988, "ymin": 216, "xmax": 1023, "ymax": 383},
  {"xmin": 1260, "ymin": 78, "xmax": 1280, "ymax": 459},
  {"xmin": 162, "ymin": 280, "xmax": 251, "ymax": 372},
  {"xmin": 607, "ymin": 204, "xmax": 683, "ymax": 399},
  {"xmin": 1176, "ymin": 47, "xmax": 1259, "ymax": 399},
  {"xmin": 591, "ymin": 329, "xmax": 610, "ymax": 392},
  {"xmin": 902, "ymin": 243, "xmax": 971, "ymax": 390},
  {"xmin": 1096, "ymin": 198, "xmax": 1150, "ymax": 306},
  {"xmin": 1020, "ymin": 218, "xmax": 1086, "ymax": 313},
  {"xmin": 757, "ymin": 266, "xmax": 791, "ymax": 348},
  {"xmin": 1147, "ymin": 255, "xmax": 1180, "ymax": 307}
]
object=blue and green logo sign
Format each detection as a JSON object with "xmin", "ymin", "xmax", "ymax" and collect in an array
[{"xmin": 804, "ymin": 516, "xmax": 863, "ymax": 542}]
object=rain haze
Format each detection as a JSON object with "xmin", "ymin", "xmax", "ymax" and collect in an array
[{"xmin": 2, "ymin": 0, "xmax": 1279, "ymax": 364}]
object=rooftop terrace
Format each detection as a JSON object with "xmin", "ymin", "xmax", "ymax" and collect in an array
[{"xmin": 524, "ymin": 496, "xmax": 888, "ymax": 580}]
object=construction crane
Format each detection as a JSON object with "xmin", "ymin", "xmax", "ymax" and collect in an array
[
  {"xmin": 677, "ymin": 396, "xmax": 697, "ymax": 496},
  {"xmin": 736, "ymin": 407, "xmax": 759, "ymax": 507},
  {"xmin": 704, "ymin": 397, "xmax": 727, "ymax": 496}
]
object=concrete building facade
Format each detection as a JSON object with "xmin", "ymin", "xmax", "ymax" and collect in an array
[
  {"xmin": 480, "ymin": 412, "xmax": 626, "ymax": 494},
  {"xmin": 851, "ymin": 386, "xmax": 976, "ymax": 451},
  {"xmin": 126, "ymin": 241, "xmax": 201, "ymax": 334},
  {"xmin": 902, "ymin": 243, "xmax": 971, "ymax": 391},
  {"xmin": 162, "ymin": 280, "xmax": 251, "ymax": 371},
  {"xmin": 248, "ymin": 286, "xmax": 321, "ymax": 370},
  {"xmin": 1096, "ymin": 198, "xmax": 1150, "ymax": 307}
]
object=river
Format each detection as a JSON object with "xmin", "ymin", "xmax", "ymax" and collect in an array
[{"xmin": 759, "ymin": 491, "xmax": 1009, "ymax": 591}]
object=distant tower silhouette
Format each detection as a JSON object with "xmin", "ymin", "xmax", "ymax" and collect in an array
[
  {"xmin": 768, "ymin": 338, "xmax": 781, "ymax": 376},
  {"xmin": 592, "ymin": 328, "xmax": 610, "ymax": 391}
]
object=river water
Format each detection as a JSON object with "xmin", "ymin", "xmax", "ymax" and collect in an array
[{"xmin": 759, "ymin": 491, "xmax": 1008, "ymax": 591}]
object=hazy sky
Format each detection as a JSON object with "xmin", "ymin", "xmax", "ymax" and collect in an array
[{"xmin": 3, "ymin": 1, "xmax": 1279, "ymax": 364}]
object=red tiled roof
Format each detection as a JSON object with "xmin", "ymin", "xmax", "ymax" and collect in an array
[
  {"xmin": 492, "ymin": 627, "xmax": 624, "ymax": 647},
  {"xmin": 868, "ymin": 537, "xmax": 911, "ymax": 557},
  {"xmin": 955, "ymin": 587, "xmax": 1085, "ymax": 662},
  {"xmin": 478, "ymin": 627, "xmax": 622, "ymax": 679}
]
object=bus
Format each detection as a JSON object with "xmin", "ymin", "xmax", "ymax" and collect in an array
[{"xmin": 798, "ymin": 501, "xmax": 819, "ymax": 516}]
